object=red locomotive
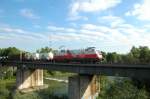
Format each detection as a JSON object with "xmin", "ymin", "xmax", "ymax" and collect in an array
[{"xmin": 53, "ymin": 47, "xmax": 102, "ymax": 63}]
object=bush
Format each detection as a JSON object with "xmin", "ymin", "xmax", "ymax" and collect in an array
[
  {"xmin": 0, "ymin": 87, "xmax": 10, "ymax": 99},
  {"xmin": 98, "ymin": 78, "xmax": 149, "ymax": 99},
  {"xmin": 12, "ymin": 90, "xmax": 68, "ymax": 99},
  {"xmin": 13, "ymin": 91, "xmax": 41, "ymax": 99}
]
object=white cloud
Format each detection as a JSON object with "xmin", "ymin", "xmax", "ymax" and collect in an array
[
  {"xmin": 47, "ymin": 26, "xmax": 65, "ymax": 31},
  {"xmin": 80, "ymin": 15, "xmax": 150, "ymax": 48},
  {"xmin": 68, "ymin": 15, "xmax": 88, "ymax": 21},
  {"xmin": 0, "ymin": 27, "xmax": 25, "ymax": 33},
  {"xmin": 1, "ymin": 14, "xmax": 150, "ymax": 52},
  {"xmin": 0, "ymin": 26, "xmax": 47, "ymax": 41},
  {"xmin": 81, "ymin": 23, "xmax": 111, "ymax": 33},
  {"xmin": 69, "ymin": 0, "xmax": 121, "ymax": 20},
  {"xmin": 47, "ymin": 25, "xmax": 76, "ymax": 33},
  {"xmin": 125, "ymin": 0, "xmax": 150, "ymax": 21},
  {"xmin": 70, "ymin": 0, "xmax": 121, "ymax": 13},
  {"xmin": 0, "ymin": 35, "xmax": 11, "ymax": 39},
  {"xmin": 81, "ymin": 24, "xmax": 98, "ymax": 30},
  {"xmin": 20, "ymin": 8, "xmax": 40, "ymax": 20},
  {"xmin": 144, "ymin": 24, "xmax": 150, "ymax": 28},
  {"xmin": 98, "ymin": 15, "xmax": 125, "ymax": 28}
]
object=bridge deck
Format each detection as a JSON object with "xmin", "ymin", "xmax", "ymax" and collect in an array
[{"xmin": 1, "ymin": 61, "xmax": 150, "ymax": 78}]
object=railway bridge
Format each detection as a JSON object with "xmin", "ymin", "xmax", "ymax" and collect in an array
[{"xmin": 0, "ymin": 60, "xmax": 150, "ymax": 99}]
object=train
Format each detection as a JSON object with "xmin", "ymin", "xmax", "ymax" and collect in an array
[{"xmin": 1, "ymin": 47, "xmax": 103, "ymax": 63}]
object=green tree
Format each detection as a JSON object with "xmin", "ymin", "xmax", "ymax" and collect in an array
[
  {"xmin": 98, "ymin": 78, "xmax": 149, "ymax": 99},
  {"xmin": 36, "ymin": 46, "xmax": 52, "ymax": 53},
  {"xmin": 130, "ymin": 46, "xmax": 140, "ymax": 64},
  {"xmin": 101, "ymin": 51, "xmax": 107, "ymax": 63},
  {"xmin": 139, "ymin": 46, "xmax": 150, "ymax": 64},
  {"xmin": 106, "ymin": 52, "xmax": 118, "ymax": 63},
  {"xmin": 125, "ymin": 53, "xmax": 135, "ymax": 64},
  {"xmin": 0, "ymin": 47, "xmax": 20, "ymax": 80},
  {"xmin": 0, "ymin": 47, "xmax": 20, "ymax": 57}
]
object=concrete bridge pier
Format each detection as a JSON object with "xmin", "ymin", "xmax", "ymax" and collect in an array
[
  {"xmin": 16, "ymin": 68, "xmax": 43, "ymax": 90},
  {"xmin": 68, "ymin": 75, "xmax": 100, "ymax": 99}
]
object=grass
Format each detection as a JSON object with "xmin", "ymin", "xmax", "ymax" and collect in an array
[
  {"xmin": 0, "ymin": 79, "xmax": 15, "ymax": 99},
  {"xmin": 0, "ymin": 78, "xmax": 68, "ymax": 99}
]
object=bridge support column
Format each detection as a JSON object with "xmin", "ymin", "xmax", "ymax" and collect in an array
[
  {"xmin": 68, "ymin": 75, "xmax": 100, "ymax": 99},
  {"xmin": 16, "ymin": 68, "xmax": 43, "ymax": 90}
]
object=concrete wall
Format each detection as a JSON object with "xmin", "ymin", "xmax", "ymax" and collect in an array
[
  {"xmin": 16, "ymin": 68, "xmax": 43, "ymax": 90},
  {"xmin": 68, "ymin": 75, "xmax": 99, "ymax": 99}
]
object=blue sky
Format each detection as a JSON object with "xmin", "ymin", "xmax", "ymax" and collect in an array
[{"xmin": 0, "ymin": 0, "xmax": 150, "ymax": 53}]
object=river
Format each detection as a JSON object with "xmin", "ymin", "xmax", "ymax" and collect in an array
[{"xmin": 44, "ymin": 77, "xmax": 68, "ymax": 97}]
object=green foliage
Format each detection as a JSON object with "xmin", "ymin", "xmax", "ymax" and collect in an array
[
  {"xmin": 36, "ymin": 46, "xmax": 52, "ymax": 53},
  {"xmin": 103, "ymin": 46, "xmax": 150, "ymax": 64},
  {"xmin": 122, "ymin": 53, "xmax": 135, "ymax": 64},
  {"xmin": 12, "ymin": 79, "xmax": 68, "ymax": 99},
  {"xmin": 0, "ymin": 87, "xmax": 10, "ymax": 99},
  {"xmin": 0, "ymin": 67, "xmax": 15, "ymax": 80},
  {"xmin": 106, "ymin": 52, "xmax": 122, "ymax": 63},
  {"xmin": 0, "ymin": 79, "xmax": 15, "ymax": 99},
  {"xmin": 0, "ymin": 47, "xmax": 20, "ymax": 56},
  {"xmin": 0, "ymin": 47, "xmax": 20, "ymax": 80},
  {"xmin": 13, "ymin": 90, "xmax": 68, "ymax": 99},
  {"xmin": 98, "ymin": 78, "xmax": 149, "ymax": 99},
  {"xmin": 13, "ymin": 91, "xmax": 41, "ymax": 99},
  {"xmin": 139, "ymin": 46, "xmax": 150, "ymax": 64},
  {"xmin": 0, "ymin": 79, "xmax": 67, "ymax": 99},
  {"xmin": 131, "ymin": 46, "xmax": 140, "ymax": 59}
]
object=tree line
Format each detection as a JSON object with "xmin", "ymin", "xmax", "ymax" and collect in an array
[
  {"xmin": 0, "ymin": 46, "xmax": 150, "ymax": 64},
  {"xmin": 102, "ymin": 46, "xmax": 150, "ymax": 64},
  {"xmin": 0, "ymin": 47, "xmax": 21, "ymax": 57}
]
